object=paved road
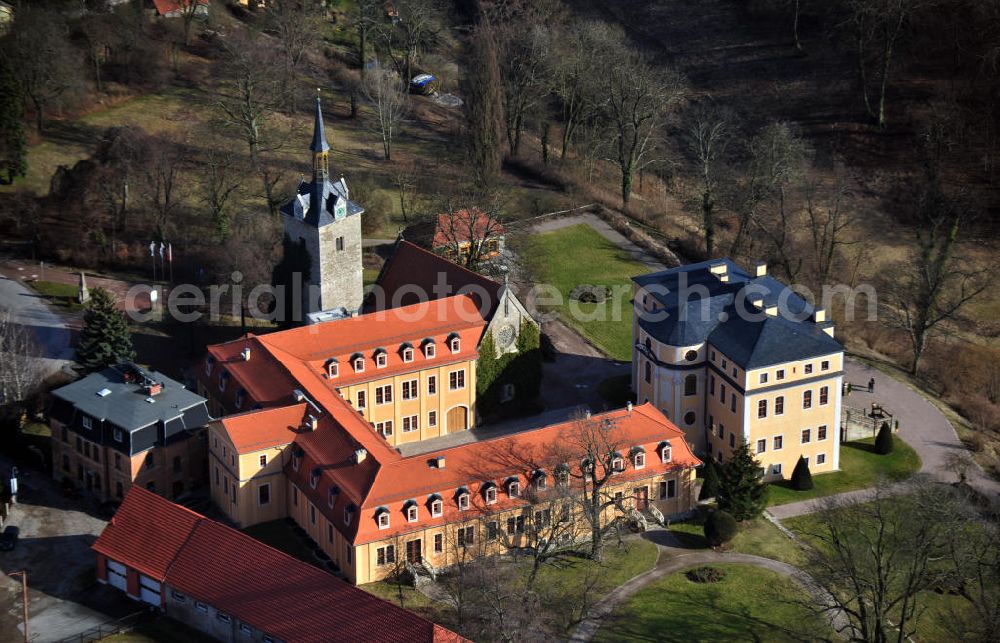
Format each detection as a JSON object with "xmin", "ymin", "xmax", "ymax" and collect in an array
[
  {"xmin": 769, "ymin": 358, "xmax": 1000, "ymax": 519},
  {"xmin": 570, "ymin": 528, "xmax": 847, "ymax": 642},
  {"xmin": 0, "ymin": 269, "xmax": 74, "ymax": 377},
  {"xmin": 0, "ymin": 457, "xmax": 135, "ymax": 642}
]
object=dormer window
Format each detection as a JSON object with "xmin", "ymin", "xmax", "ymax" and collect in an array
[
  {"xmin": 292, "ymin": 447, "xmax": 303, "ymax": 472},
  {"xmin": 633, "ymin": 451, "xmax": 646, "ymax": 469},
  {"xmin": 326, "ymin": 359, "xmax": 339, "ymax": 378},
  {"xmin": 218, "ymin": 370, "xmax": 229, "ymax": 393},
  {"xmin": 401, "ymin": 344, "xmax": 414, "ymax": 362},
  {"xmin": 507, "ymin": 478, "xmax": 520, "ymax": 498},
  {"xmin": 533, "ymin": 470, "xmax": 547, "ymax": 490},
  {"xmin": 205, "ymin": 356, "xmax": 214, "ymax": 376},
  {"xmin": 309, "ymin": 467, "xmax": 321, "ymax": 489},
  {"xmin": 581, "ymin": 457, "xmax": 594, "ymax": 480},
  {"xmin": 405, "ymin": 501, "xmax": 419, "ymax": 523},
  {"xmin": 377, "ymin": 508, "xmax": 390, "ymax": 529},
  {"xmin": 352, "ymin": 354, "xmax": 365, "ymax": 372},
  {"xmin": 328, "ymin": 485, "xmax": 340, "ymax": 508},
  {"xmin": 234, "ymin": 388, "xmax": 246, "ymax": 410},
  {"xmin": 483, "ymin": 483, "xmax": 497, "ymax": 504},
  {"xmin": 374, "ymin": 348, "xmax": 387, "ymax": 368},
  {"xmin": 611, "ymin": 454, "xmax": 625, "ymax": 473},
  {"xmin": 344, "ymin": 504, "xmax": 356, "ymax": 526},
  {"xmin": 424, "ymin": 341, "xmax": 436, "ymax": 359},
  {"xmin": 429, "ymin": 495, "xmax": 443, "ymax": 517},
  {"xmin": 448, "ymin": 333, "xmax": 461, "ymax": 353},
  {"xmin": 660, "ymin": 441, "xmax": 672, "ymax": 464},
  {"xmin": 457, "ymin": 490, "xmax": 470, "ymax": 511},
  {"xmin": 555, "ymin": 464, "xmax": 570, "ymax": 487}
]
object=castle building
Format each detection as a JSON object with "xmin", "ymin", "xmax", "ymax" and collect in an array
[
  {"xmin": 631, "ymin": 259, "xmax": 844, "ymax": 480},
  {"xmin": 280, "ymin": 97, "xmax": 365, "ymax": 316},
  {"xmin": 49, "ymin": 364, "xmax": 210, "ymax": 502}
]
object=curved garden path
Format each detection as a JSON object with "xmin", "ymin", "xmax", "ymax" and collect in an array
[{"xmin": 570, "ymin": 529, "xmax": 848, "ymax": 642}]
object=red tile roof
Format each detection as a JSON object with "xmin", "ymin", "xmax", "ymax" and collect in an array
[
  {"xmin": 432, "ymin": 208, "xmax": 505, "ymax": 248},
  {"xmin": 92, "ymin": 486, "xmax": 200, "ymax": 580},
  {"xmin": 217, "ymin": 403, "xmax": 311, "ymax": 454},
  {"xmin": 373, "ymin": 240, "xmax": 503, "ymax": 318},
  {"xmin": 93, "ymin": 488, "xmax": 465, "ymax": 643}
]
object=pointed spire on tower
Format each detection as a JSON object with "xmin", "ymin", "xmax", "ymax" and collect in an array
[{"xmin": 310, "ymin": 90, "xmax": 330, "ymax": 153}]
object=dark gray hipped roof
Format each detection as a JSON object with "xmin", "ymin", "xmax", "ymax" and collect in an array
[
  {"xmin": 51, "ymin": 364, "xmax": 209, "ymax": 432},
  {"xmin": 281, "ymin": 177, "xmax": 364, "ymax": 228},
  {"xmin": 634, "ymin": 259, "xmax": 842, "ymax": 369}
]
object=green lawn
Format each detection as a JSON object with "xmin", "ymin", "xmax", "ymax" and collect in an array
[
  {"xmin": 524, "ymin": 224, "xmax": 646, "ymax": 361},
  {"xmin": 767, "ymin": 437, "xmax": 921, "ymax": 506},
  {"xmin": 242, "ymin": 519, "xmax": 316, "ymax": 565},
  {"xmin": 30, "ymin": 280, "xmax": 85, "ymax": 310},
  {"xmin": 593, "ymin": 563, "xmax": 833, "ymax": 642},
  {"xmin": 669, "ymin": 509, "xmax": 804, "ymax": 567}
]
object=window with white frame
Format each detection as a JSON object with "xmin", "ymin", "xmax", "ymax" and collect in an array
[
  {"xmin": 507, "ymin": 479, "xmax": 520, "ymax": 497},
  {"xmin": 803, "ymin": 390, "xmax": 813, "ymax": 409},
  {"xmin": 817, "ymin": 453, "xmax": 826, "ymax": 465},
  {"xmin": 449, "ymin": 369, "xmax": 466, "ymax": 390},
  {"xmin": 612, "ymin": 455, "xmax": 625, "ymax": 472},
  {"xmin": 402, "ymin": 347, "xmax": 414, "ymax": 362},
  {"xmin": 376, "ymin": 420, "xmax": 393, "ymax": 437},
  {"xmin": 759, "ymin": 372, "xmax": 768, "ymax": 384},
  {"xmin": 344, "ymin": 506, "xmax": 354, "ymax": 525},
  {"xmin": 353, "ymin": 357, "xmax": 365, "ymax": 372},
  {"xmin": 773, "ymin": 434, "xmax": 783, "ymax": 450},
  {"xmin": 757, "ymin": 399, "xmax": 767, "ymax": 418},
  {"xmin": 402, "ymin": 379, "xmax": 418, "ymax": 400},
  {"xmin": 817, "ymin": 424, "xmax": 828, "ymax": 440},
  {"xmin": 375, "ymin": 385, "xmax": 393, "ymax": 405},
  {"xmin": 772, "ymin": 463, "xmax": 782, "ymax": 475},
  {"xmin": 430, "ymin": 497, "xmax": 443, "ymax": 517},
  {"xmin": 633, "ymin": 452, "xmax": 646, "ymax": 469},
  {"xmin": 82, "ymin": 416, "xmax": 92, "ymax": 430},
  {"xmin": 801, "ymin": 428, "xmax": 812, "ymax": 443},
  {"xmin": 406, "ymin": 504, "xmax": 418, "ymax": 522},
  {"xmin": 804, "ymin": 363, "xmax": 813, "ymax": 374},
  {"xmin": 425, "ymin": 342, "xmax": 435, "ymax": 358},
  {"xmin": 484, "ymin": 485, "xmax": 497, "ymax": 504},
  {"xmin": 821, "ymin": 360, "xmax": 830, "ymax": 371},
  {"xmin": 776, "ymin": 369, "xmax": 785, "ymax": 380},
  {"xmin": 775, "ymin": 395, "xmax": 784, "ymax": 415},
  {"xmin": 328, "ymin": 486, "xmax": 338, "ymax": 508},
  {"xmin": 427, "ymin": 375, "xmax": 437, "ymax": 395},
  {"xmin": 327, "ymin": 360, "xmax": 338, "ymax": 378},
  {"xmin": 819, "ymin": 385, "xmax": 829, "ymax": 405},
  {"xmin": 356, "ymin": 390, "xmax": 367, "ymax": 409},
  {"xmin": 377, "ymin": 544, "xmax": 396, "ymax": 566},
  {"xmin": 376, "ymin": 352, "xmax": 387, "ymax": 368},
  {"xmin": 756, "ymin": 438, "xmax": 767, "ymax": 453},
  {"xmin": 259, "ymin": 454, "xmax": 267, "ymax": 467},
  {"xmin": 660, "ymin": 443, "xmax": 672, "ymax": 463},
  {"xmin": 450, "ymin": 336, "xmax": 461, "ymax": 353},
  {"xmin": 428, "ymin": 410, "xmax": 437, "ymax": 427},
  {"xmin": 402, "ymin": 415, "xmax": 419, "ymax": 433},
  {"xmin": 377, "ymin": 510, "xmax": 390, "ymax": 529},
  {"xmin": 458, "ymin": 492, "xmax": 470, "ymax": 511},
  {"xmin": 310, "ymin": 469, "xmax": 319, "ymax": 489}
]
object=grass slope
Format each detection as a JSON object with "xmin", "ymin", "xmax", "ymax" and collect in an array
[
  {"xmin": 525, "ymin": 224, "xmax": 646, "ymax": 361},
  {"xmin": 767, "ymin": 437, "xmax": 921, "ymax": 506},
  {"xmin": 593, "ymin": 563, "xmax": 832, "ymax": 642}
]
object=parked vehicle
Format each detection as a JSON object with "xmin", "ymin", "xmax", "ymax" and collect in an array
[
  {"xmin": 409, "ymin": 73, "xmax": 438, "ymax": 95},
  {"xmin": 0, "ymin": 525, "xmax": 19, "ymax": 551}
]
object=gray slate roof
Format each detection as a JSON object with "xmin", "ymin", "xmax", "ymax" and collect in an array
[
  {"xmin": 281, "ymin": 177, "xmax": 364, "ymax": 228},
  {"xmin": 634, "ymin": 259, "xmax": 842, "ymax": 369},
  {"xmin": 52, "ymin": 365, "xmax": 209, "ymax": 431}
]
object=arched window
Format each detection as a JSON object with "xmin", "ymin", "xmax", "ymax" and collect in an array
[
  {"xmin": 326, "ymin": 359, "xmax": 338, "ymax": 378},
  {"xmin": 684, "ymin": 374, "xmax": 697, "ymax": 396}
]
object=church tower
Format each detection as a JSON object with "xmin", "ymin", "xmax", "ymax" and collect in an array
[{"xmin": 280, "ymin": 96, "xmax": 364, "ymax": 319}]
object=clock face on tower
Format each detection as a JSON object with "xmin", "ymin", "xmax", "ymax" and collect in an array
[{"xmin": 496, "ymin": 324, "xmax": 516, "ymax": 349}]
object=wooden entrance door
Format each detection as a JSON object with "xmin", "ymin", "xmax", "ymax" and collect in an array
[
  {"xmin": 633, "ymin": 486, "xmax": 649, "ymax": 511},
  {"xmin": 447, "ymin": 406, "xmax": 468, "ymax": 433},
  {"xmin": 406, "ymin": 539, "xmax": 422, "ymax": 564}
]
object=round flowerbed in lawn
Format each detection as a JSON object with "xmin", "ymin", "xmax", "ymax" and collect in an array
[
  {"xmin": 686, "ymin": 566, "xmax": 726, "ymax": 583},
  {"xmin": 593, "ymin": 564, "xmax": 832, "ymax": 642}
]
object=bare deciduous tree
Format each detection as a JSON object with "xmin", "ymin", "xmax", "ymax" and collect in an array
[
  {"xmin": 550, "ymin": 20, "xmax": 613, "ymax": 161},
  {"xmin": 683, "ymin": 103, "xmax": 736, "ymax": 257},
  {"xmin": 200, "ymin": 149, "xmax": 242, "ymax": 241},
  {"xmin": 362, "ymin": 68, "xmax": 409, "ymax": 161},
  {"xmin": 601, "ymin": 46, "xmax": 687, "ymax": 208},
  {"xmin": 0, "ymin": 308, "xmax": 42, "ymax": 405},
  {"xmin": 805, "ymin": 171, "xmax": 857, "ymax": 286},
  {"xmin": 376, "ymin": 0, "xmax": 443, "ymax": 87}
]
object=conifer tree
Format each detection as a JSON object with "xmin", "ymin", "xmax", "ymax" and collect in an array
[
  {"xmin": 76, "ymin": 287, "xmax": 136, "ymax": 373},
  {"xmin": 875, "ymin": 421, "xmax": 894, "ymax": 455},
  {"xmin": 0, "ymin": 56, "xmax": 27, "ymax": 184},
  {"xmin": 790, "ymin": 455, "xmax": 814, "ymax": 491},
  {"xmin": 699, "ymin": 459, "xmax": 720, "ymax": 500},
  {"xmin": 716, "ymin": 442, "xmax": 768, "ymax": 520}
]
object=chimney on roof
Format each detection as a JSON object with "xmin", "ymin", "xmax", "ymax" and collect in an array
[
  {"xmin": 145, "ymin": 382, "xmax": 163, "ymax": 397},
  {"xmin": 626, "ymin": 401, "xmax": 633, "ymax": 415},
  {"xmin": 435, "ymin": 456, "xmax": 446, "ymax": 469},
  {"xmin": 754, "ymin": 261, "xmax": 767, "ymax": 278},
  {"xmin": 241, "ymin": 346, "xmax": 251, "ymax": 361},
  {"xmin": 353, "ymin": 448, "xmax": 368, "ymax": 464}
]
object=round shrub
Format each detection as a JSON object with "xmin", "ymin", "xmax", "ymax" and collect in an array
[
  {"xmin": 686, "ymin": 566, "xmax": 727, "ymax": 584},
  {"xmin": 569, "ymin": 284, "xmax": 610, "ymax": 303},
  {"xmin": 704, "ymin": 510, "xmax": 738, "ymax": 547}
]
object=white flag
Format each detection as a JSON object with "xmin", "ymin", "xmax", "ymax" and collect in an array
[
  {"xmin": 159, "ymin": 242, "xmax": 165, "ymax": 258},
  {"xmin": 149, "ymin": 241, "xmax": 155, "ymax": 257}
]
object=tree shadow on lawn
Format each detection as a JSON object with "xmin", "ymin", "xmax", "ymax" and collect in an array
[{"xmin": 598, "ymin": 574, "xmax": 826, "ymax": 643}]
